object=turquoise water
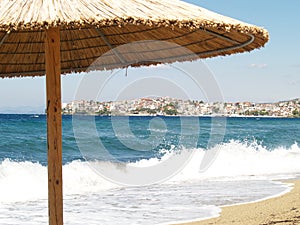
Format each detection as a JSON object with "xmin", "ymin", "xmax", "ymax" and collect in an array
[
  {"xmin": 1, "ymin": 115, "xmax": 300, "ymax": 163},
  {"xmin": 1, "ymin": 114, "xmax": 300, "ymax": 224}
]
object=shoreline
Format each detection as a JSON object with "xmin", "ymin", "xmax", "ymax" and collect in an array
[
  {"xmin": 172, "ymin": 180, "xmax": 300, "ymax": 225},
  {"xmin": 62, "ymin": 114, "xmax": 299, "ymax": 119},
  {"xmin": 1, "ymin": 113, "xmax": 299, "ymax": 119}
]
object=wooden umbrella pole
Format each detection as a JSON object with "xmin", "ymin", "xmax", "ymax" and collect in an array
[{"xmin": 45, "ymin": 27, "xmax": 63, "ymax": 225}]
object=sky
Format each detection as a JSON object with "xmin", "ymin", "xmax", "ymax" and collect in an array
[{"xmin": 0, "ymin": 0, "xmax": 299, "ymax": 113}]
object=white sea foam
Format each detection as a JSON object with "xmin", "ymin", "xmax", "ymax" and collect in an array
[
  {"xmin": 1, "ymin": 141, "xmax": 300, "ymax": 202},
  {"xmin": 0, "ymin": 141, "xmax": 300, "ymax": 224},
  {"xmin": 0, "ymin": 160, "xmax": 47, "ymax": 202},
  {"xmin": 170, "ymin": 141, "xmax": 300, "ymax": 182}
]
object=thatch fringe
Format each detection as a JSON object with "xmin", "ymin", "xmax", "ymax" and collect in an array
[{"xmin": 0, "ymin": 18, "xmax": 269, "ymax": 40}]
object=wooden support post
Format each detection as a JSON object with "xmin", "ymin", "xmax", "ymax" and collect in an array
[{"xmin": 45, "ymin": 27, "xmax": 63, "ymax": 225}]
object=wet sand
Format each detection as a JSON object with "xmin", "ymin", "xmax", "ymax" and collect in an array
[{"xmin": 175, "ymin": 180, "xmax": 300, "ymax": 225}]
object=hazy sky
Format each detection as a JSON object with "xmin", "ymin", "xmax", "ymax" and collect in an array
[{"xmin": 0, "ymin": 0, "xmax": 299, "ymax": 113}]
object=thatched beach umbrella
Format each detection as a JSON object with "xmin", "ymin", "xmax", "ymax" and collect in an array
[{"xmin": 0, "ymin": 0, "xmax": 268, "ymax": 224}]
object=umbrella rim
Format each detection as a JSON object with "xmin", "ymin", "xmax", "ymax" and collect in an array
[{"xmin": 0, "ymin": 17, "xmax": 269, "ymax": 38}]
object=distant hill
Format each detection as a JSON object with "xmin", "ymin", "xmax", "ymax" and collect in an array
[{"xmin": 62, "ymin": 97, "xmax": 300, "ymax": 117}]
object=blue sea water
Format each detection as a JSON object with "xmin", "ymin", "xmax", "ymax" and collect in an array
[{"xmin": 1, "ymin": 114, "xmax": 300, "ymax": 224}]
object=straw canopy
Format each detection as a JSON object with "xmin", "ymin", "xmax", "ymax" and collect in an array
[{"xmin": 0, "ymin": 0, "xmax": 269, "ymax": 78}]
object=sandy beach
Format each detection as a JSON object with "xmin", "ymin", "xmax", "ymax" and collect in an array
[{"xmin": 175, "ymin": 180, "xmax": 300, "ymax": 225}]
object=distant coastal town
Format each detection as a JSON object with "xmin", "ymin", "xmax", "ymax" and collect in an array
[{"xmin": 62, "ymin": 97, "xmax": 300, "ymax": 118}]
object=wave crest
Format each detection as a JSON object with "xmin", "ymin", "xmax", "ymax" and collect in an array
[{"xmin": 1, "ymin": 140, "xmax": 300, "ymax": 203}]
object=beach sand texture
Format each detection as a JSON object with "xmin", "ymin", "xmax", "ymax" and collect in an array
[{"xmin": 175, "ymin": 180, "xmax": 300, "ymax": 225}]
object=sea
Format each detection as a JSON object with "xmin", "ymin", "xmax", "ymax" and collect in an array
[{"xmin": 1, "ymin": 114, "xmax": 300, "ymax": 225}]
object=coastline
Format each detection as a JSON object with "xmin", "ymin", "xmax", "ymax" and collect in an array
[
  {"xmin": 173, "ymin": 180, "xmax": 300, "ymax": 225},
  {"xmin": 63, "ymin": 98, "xmax": 300, "ymax": 118},
  {"xmin": 1, "ymin": 113, "xmax": 299, "ymax": 119},
  {"xmin": 62, "ymin": 113, "xmax": 299, "ymax": 118}
]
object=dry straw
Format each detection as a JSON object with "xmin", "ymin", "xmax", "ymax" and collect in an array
[{"xmin": 0, "ymin": 0, "xmax": 269, "ymax": 77}]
